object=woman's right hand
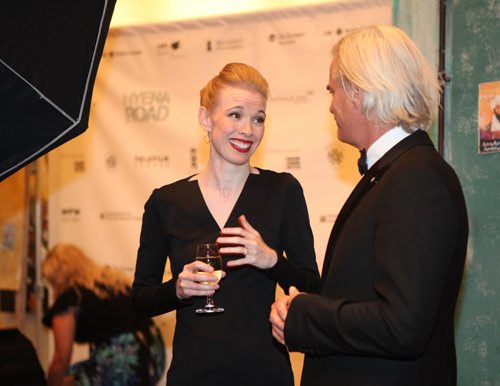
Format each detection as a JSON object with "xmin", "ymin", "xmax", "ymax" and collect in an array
[
  {"xmin": 48, "ymin": 310, "xmax": 76, "ymax": 386},
  {"xmin": 176, "ymin": 261, "xmax": 225, "ymax": 300}
]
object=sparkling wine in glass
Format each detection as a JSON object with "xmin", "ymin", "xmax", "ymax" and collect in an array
[{"xmin": 195, "ymin": 243, "xmax": 224, "ymax": 314}]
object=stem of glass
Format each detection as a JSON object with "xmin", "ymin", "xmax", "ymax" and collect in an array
[{"xmin": 205, "ymin": 294, "xmax": 215, "ymax": 308}]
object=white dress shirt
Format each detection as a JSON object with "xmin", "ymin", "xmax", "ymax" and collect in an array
[{"xmin": 366, "ymin": 126, "xmax": 413, "ymax": 170}]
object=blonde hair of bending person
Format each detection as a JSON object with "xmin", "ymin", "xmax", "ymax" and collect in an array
[
  {"xmin": 42, "ymin": 243, "xmax": 130, "ymax": 299},
  {"xmin": 200, "ymin": 62, "xmax": 269, "ymax": 111},
  {"xmin": 331, "ymin": 25, "xmax": 442, "ymax": 131}
]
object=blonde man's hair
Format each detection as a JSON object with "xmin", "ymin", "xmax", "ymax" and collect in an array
[
  {"xmin": 331, "ymin": 25, "xmax": 441, "ymax": 131},
  {"xmin": 200, "ymin": 62, "xmax": 269, "ymax": 111},
  {"xmin": 42, "ymin": 243, "xmax": 130, "ymax": 299}
]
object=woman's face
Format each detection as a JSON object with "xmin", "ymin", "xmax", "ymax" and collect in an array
[{"xmin": 204, "ymin": 86, "xmax": 266, "ymax": 167}]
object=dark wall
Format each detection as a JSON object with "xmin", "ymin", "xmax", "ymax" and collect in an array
[{"xmin": 444, "ymin": 1, "xmax": 500, "ymax": 384}]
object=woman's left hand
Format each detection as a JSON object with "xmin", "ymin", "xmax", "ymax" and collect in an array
[{"xmin": 217, "ymin": 214, "xmax": 278, "ymax": 269}]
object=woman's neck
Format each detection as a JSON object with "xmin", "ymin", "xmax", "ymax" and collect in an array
[{"xmin": 199, "ymin": 162, "xmax": 252, "ymax": 195}]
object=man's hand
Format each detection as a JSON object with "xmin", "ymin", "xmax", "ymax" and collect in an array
[{"xmin": 270, "ymin": 286, "xmax": 301, "ymax": 345}]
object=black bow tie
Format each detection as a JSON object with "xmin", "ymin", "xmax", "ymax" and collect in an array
[{"xmin": 358, "ymin": 148, "xmax": 368, "ymax": 175}]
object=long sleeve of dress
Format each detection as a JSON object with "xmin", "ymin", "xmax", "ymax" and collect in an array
[
  {"xmin": 261, "ymin": 174, "xmax": 320, "ymax": 294},
  {"xmin": 132, "ymin": 190, "xmax": 193, "ymax": 318}
]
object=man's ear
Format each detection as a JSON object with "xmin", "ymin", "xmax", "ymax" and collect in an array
[
  {"xmin": 198, "ymin": 106, "xmax": 212, "ymax": 132},
  {"xmin": 351, "ymin": 85, "xmax": 364, "ymax": 111}
]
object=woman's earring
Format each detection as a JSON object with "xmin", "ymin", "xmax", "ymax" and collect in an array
[{"xmin": 204, "ymin": 134, "xmax": 210, "ymax": 144}]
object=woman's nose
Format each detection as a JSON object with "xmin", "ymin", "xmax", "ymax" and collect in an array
[{"xmin": 239, "ymin": 120, "xmax": 252, "ymax": 135}]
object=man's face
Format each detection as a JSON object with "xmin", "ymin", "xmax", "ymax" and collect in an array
[{"xmin": 327, "ymin": 58, "xmax": 362, "ymax": 148}]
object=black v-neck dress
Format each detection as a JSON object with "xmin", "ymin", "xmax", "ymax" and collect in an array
[{"xmin": 133, "ymin": 168, "xmax": 320, "ymax": 386}]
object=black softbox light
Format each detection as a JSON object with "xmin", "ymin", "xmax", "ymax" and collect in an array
[{"xmin": 0, "ymin": 0, "xmax": 117, "ymax": 181}]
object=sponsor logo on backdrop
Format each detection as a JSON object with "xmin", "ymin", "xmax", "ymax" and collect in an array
[
  {"xmin": 319, "ymin": 214, "xmax": 337, "ymax": 223},
  {"xmin": 205, "ymin": 38, "xmax": 245, "ymax": 51},
  {"xmin": 190, "ymin": 148, "xmax": 198, "ymax": 169},
  {"xmin": 105, "ymin": 155, "xmax": 117, "ymax": 170},
  {"xmin": 56, "ymin": 154, "xmax": 85, "ymax": 173},
  {"xmin": 99, "ymin": 211, "xmax": 142, "ymax": 221},
  {"xmin": 323, "ymin": 27, "xmax": 357, "ymax": 38},
  {"xmin": 271, "ymin": 90, "xmax": 314, "ymax": 104},
  {"xmin": 103, "ymin": 49, "xmax": 142, "ymax": 58},
  {"xmin": 134, "ymin": 155, "xmax": 170, "ymax": 168},
  {"xmin": 327, "ymin": 147, "xmax": 344, "ymax": 166},
  {"xmin": 268, "ymin": 31, "xmax": 305, "ymax": 45},
  {"xmin": 61, "ymin": 208, "xmax": 81, "ymax": 222},
  {"xmin": 156, "ymin": 40, "xmax": 183, "ymax": 57},
  {"xmin": 286, "ymin": 156, "xmax": 301, "ymax": 169},
  {"xmin": 74, "ymin": 160, "xmax": 85, "ymax": 173},
  {"xmin": 124, "ymin": 91, "xmax": 170, "ymax": 123},
  {"xmin": 265, "ymin": 148, "xmax": 301, "ymax": 170}
]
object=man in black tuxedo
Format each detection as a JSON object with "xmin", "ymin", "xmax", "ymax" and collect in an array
[{"xmin": 270, "ymin": 25, "xmax": 468, "ymax": 386}]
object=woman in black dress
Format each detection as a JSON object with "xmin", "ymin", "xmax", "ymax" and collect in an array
[
  {"xmin": 42, "ymin": 244, "xmax": 165, "ymax": 386},
  {"xmin": 132, "ymin": 62, "xmax": 320, "ymax": 386}
]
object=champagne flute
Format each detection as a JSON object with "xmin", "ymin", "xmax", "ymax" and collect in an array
[{"xmin": 195, "ymin": 243, "xmax": 224, "ymax": 314}]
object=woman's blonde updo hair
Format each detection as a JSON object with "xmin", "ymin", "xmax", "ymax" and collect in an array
[
  {"xmin": 200, "ymin": 63, "xmax": 269, "ymax": 111},
  {"xmin": 42, "ymin": 243, "xmax": 130, "ymax": 299},
  {"xmin": 331, "ymin": 25, "xmax": 442, "ymax": 131}
]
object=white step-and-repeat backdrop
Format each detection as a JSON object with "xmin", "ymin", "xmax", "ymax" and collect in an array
[{"xmin": 47, "ymin": 0, "xmax": 390, "ymax": 379}]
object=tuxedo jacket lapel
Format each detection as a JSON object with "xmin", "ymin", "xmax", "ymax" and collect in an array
[
  {"xmin": 321, "ymin": 171, "xmax": 376, "ymax": 279},
  {"xmin": 321, "ymin": 130, "xmax": 435, "ymax": 279}
]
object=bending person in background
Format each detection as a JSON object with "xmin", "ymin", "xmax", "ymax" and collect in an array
[
  {"xmin": 42, "ymin": 243, "xmax": 165, "ymax": 386},
  {"xmin": 133, "ymin": 62, "xmax": 320, "ymax": 386},
  {"xmin": 270, "ymin": 25, "xmax": 469, "ymax": 386}
]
